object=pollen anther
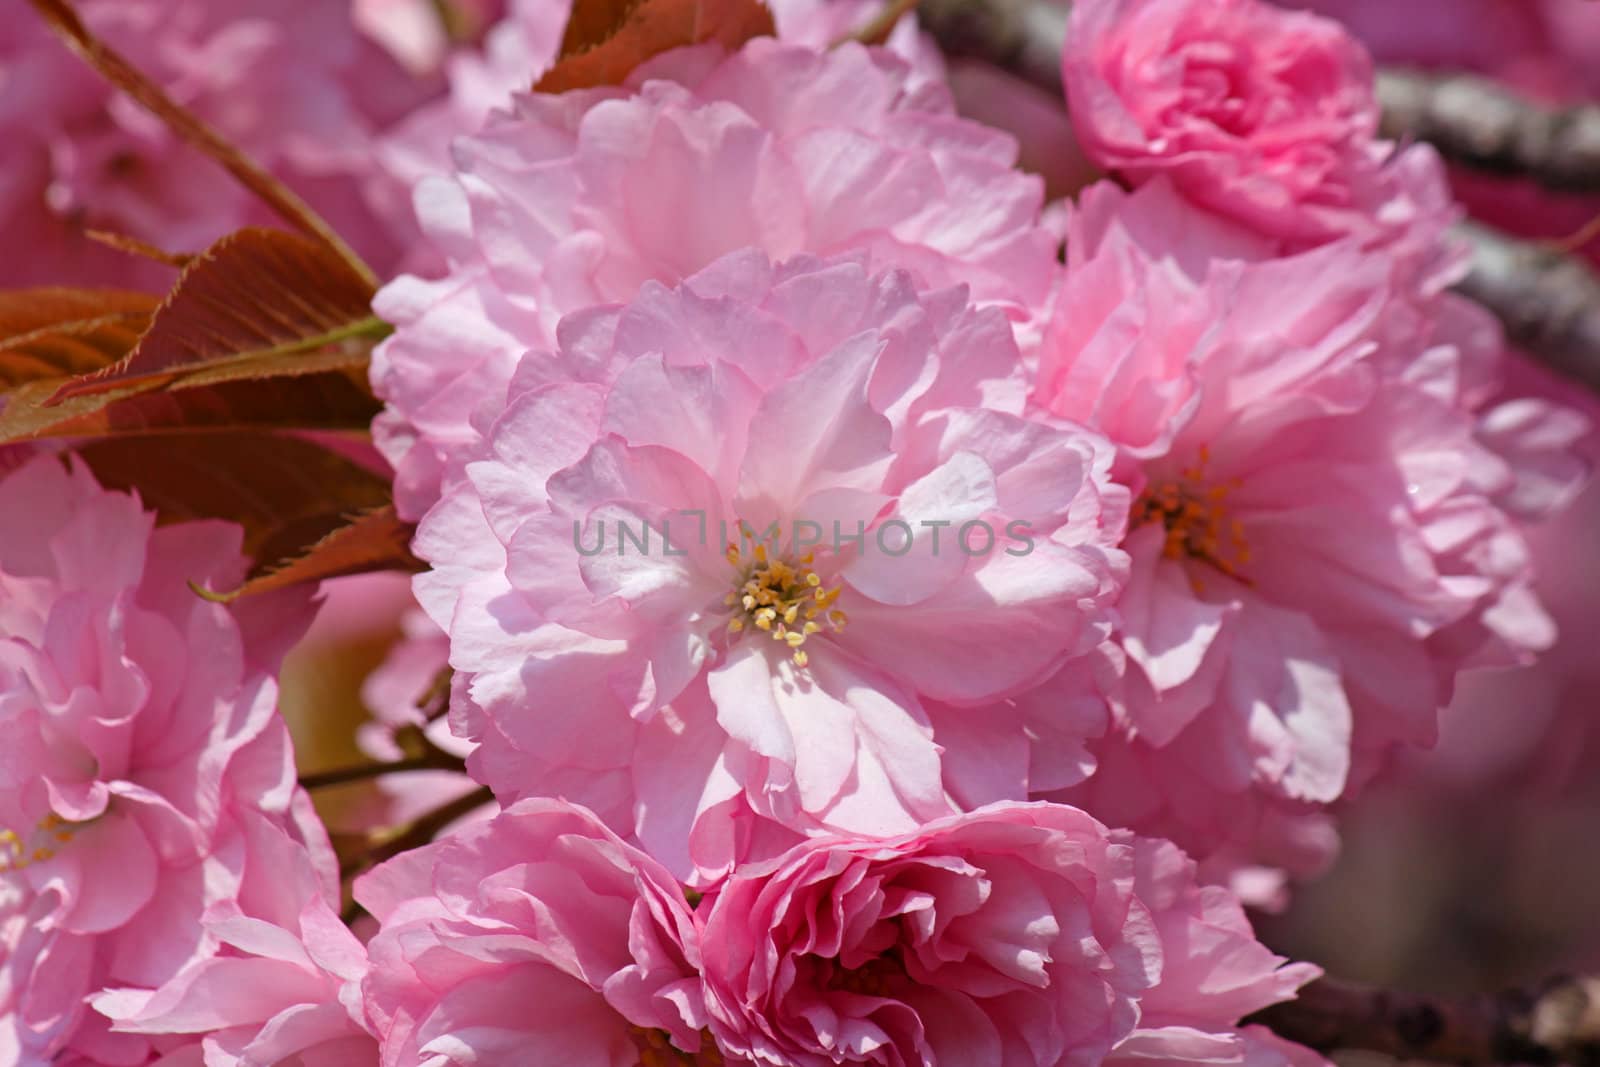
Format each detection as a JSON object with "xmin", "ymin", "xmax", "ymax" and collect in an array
[
  {"xmin": 1132, "ymin": 446, "xmax": 1253, "ymax": 586},
  {"xmin": 722, "ymin": 538, "xmax": 849, "ymax": 668}
]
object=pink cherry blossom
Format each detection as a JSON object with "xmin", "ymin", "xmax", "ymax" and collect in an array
[
  {"xmin": 91, "ymin": 798, "xmax": 377, "ymax": 1066},
  {"xmin": 412, "ymin": 250, "xmax": 1125, "ymax": 880},
  {"xmin": 376, "ymin": 0, "xmax": 569, "ymax": 198},
  {"xmin": 0, "ymin": 454, "xmax": 313, "ymax": 1065},
  {"xmin": 0, "ymin": 0, "xmax": 432, "ymax": 290},
  {"xmin": 1033, "ymin": 179, "xmax": 1568, "ymax": 873},
  {"xmin": 1104, "ymin": 835, "xmax": 1321, "ymax": 1066},
  {"xmin": 1063, "ymin": 729, "xmax": 1343, "ymax": 910},
  {"xmin": 370, "ymin": 35, "xmax": 1056, "ymax": 519},
  {"xmin": 697, "ymin": 801, "xmax": 1313, "ymax": 1067},
  {"xmin": 1063, "ymin": 0, "xmax": 1455, "ymax": 263},
  {"xmin": 356, "ymin": 798, "xmax": 706, "ymax": 1067}
]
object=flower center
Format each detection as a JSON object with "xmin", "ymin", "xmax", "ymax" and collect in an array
[
  {"xmin": 0, "ymin": 812, "xmax": 78, "ymax": 873},
  {"xmin": 631, "ymin": 1027, "xmax": 725, "ymax": 1067},
  {"xmin": 829, "ymin": 952, "xmax": 907, "ymax": 998},
  {"xmin": 722, "ymin": 537, "xmax": 848, "ymax": 670},
  {"xmin": 1131, "ymin": 445, "xmax": 1252, "ymax": 593}
]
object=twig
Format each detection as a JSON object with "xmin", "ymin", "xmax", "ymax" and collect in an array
[
  {"xmin": 338, "ymin": 785, "xmax": 494, "ymax": 880},
  {"xmin": 85, "ymin": 230, "xmax": 193, "ymax": 269},
  {"xmin": 1377, "ymin": 69, "xmax": 1600, "ymax": 193},
  {"xmin": 25, "ymin": 0, "xmax": 379, "ymax": 289},
  {"xmin": 1248, "ymin": 974, "xmax": 1600, "ymax": 1066},
  {"xmin": 298, "ymin": 750, "xmax": 466, "ymax": 791},
  {"xmin": 1456, "ymin": 220, "xmax": 1600, "ymax": 392},
  {"xmin": 916, "ymin": 0, "xmax": 1067, "ymax": 94},
  {"xmin": 415, "ymin": 666, "xmax": 454, "ymax": 725}
]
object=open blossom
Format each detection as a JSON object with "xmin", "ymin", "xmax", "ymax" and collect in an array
[
  {"xmin": 91, "ymin": 799, "xmax": 377, "ymax": 1066},
  {"xmin": 1104, "ymin": 835, "xmax": 1321, "ymax": 1066},
  {"xmin": 0, "ymin": 455, "xmax": 312, "ymax": 1065},
  {"xmin": 414, "ymin": 250, "xmax": 1125, "ymax": 879},
  {"xmin": 1033, "ymin": 179, "xmax": 1568, "ymax": 870},
  {"xmin": 697, "ymin": 802, "xmax": 1155, "ymax": 1067},
  {"xmin": 1063, "ymin": 0, "xmax": 1454, "ymax": 266},
  {"xmin": 371, "ymin": 35, "xmax": 1055, "ymax": 519},
  {"xmin": 698, "ymin": 801, "xmax": 1320, "ymax": 1067},
  {"xmin": 0, "ymin": 0, "xmax": 431, "ymax": 289},
  {"xmin": 357, "ymin": 798, "xmax": 706, "ymax": 1067}
]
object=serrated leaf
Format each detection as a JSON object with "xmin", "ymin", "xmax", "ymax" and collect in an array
[
  {"xmin": 0, "ymin": 288, "xmax": 158, "ymax": 441},
  {"xmin": 72, "ymin": 433, "xmax": 393, "ymax": 562},
  {"xmin": 29, "ymin": 373, "xmax": 381, "ymax": 440},
  {"xmin": 0, "ymin": 276, "xmax": 381, "ymax": 443},
  {"xmin": 50, "ymin": 228, "xmax": 382, "ymax": 404},
  {"xmin": 537, "ymin": 0, "xmax": 776, "ymax": 93},
  {"xmin": 197, "ymin": 505, "xmax": 422, "ymax": 602}
]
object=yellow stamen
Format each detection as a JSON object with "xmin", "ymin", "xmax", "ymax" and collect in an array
[
  {"xmin": 721, "ymin": 536, "xmax": 850, "ymax": 671},
  {"xmin": 1131, "ymin": 445, "xmax": 1253, "ymax": 587},
  {"xmin": 631, "ymin": 1026, "xmax": 726, "ymax": 1067}
]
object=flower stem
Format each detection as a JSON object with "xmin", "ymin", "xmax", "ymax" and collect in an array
[
  {"xmin": 298, "ymin": 751, "xmax": 465, "ymax": 791},
  {"xmin": 338, "ymin": 785, "xmax": 495, "ymax": 881}
]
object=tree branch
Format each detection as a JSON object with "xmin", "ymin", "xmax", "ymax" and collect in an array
[
  {"xmin": 917, "ymin": 0, "xmax": 1066, "ymax": 94},
  {"xmin": 1455, "ymin": 220, "xmax": 1600, "ymax": 392},
  {"xmin": 1248, "ymin": 974, "xmax": 1600, "ymax": 1066},
  {"xmin": 298, "ymin": 750, "xmax": 466, "ymax": 791},
  {"xmin": 337, "ymin": 785, "xmax": 494, "ymax": 880},
  {"xmin": 1377, "ymin": 69, "xmax": 1600, "ymax": 193}
]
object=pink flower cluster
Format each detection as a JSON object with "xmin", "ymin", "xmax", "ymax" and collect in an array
[
  {"xmin": 2, "ymin": 0, "xmax": 1590, "ymax": 1061},
  {"xmin": 355, "ymin": 799, "xmax": 1316, "ymax": 1067},
  {"xmin": 380, "ymin": 0, "xmax": 1581, "ymax": 890},
  {"xmin": 0, "ymin": 455, "xmax": 322, "ymax": 1063},
  {"xmin": 347, "ymin": 0, "xmax": 1579, "ymax": 1055},
  {"xmin": 413, "ymin": 250, "xmax": 1125, "ymax": 878},
  {"xmin": 369, "ymin": 36, "xmax": 1057, "ymax": 518}
]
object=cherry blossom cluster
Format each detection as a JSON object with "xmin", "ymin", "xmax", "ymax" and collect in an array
[{"xmin": 0, "ymin": 0, "xmax": 1587, "ymax": 1063}]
